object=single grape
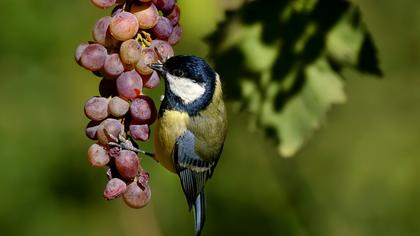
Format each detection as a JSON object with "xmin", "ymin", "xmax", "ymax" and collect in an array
[
  {"xmin": 75, "ymin": 43, "xmax": 89, "ymax": 64},
  {"xmin": 129, "ymin": 122, "xmax": 150, "ymax": 141},
  {"xmin": 86, "ymin": 120, "xmax": 101, "ymax": 140},
  {"xmin": 87, "ymin": 143, "xmax": 110, "ymax": 167},
  {"xmin": 168, "ymin": 24, "xmax": 182, "ymax": 45},
  {"xmin": 93, "ymin": 16, "xmax": 117, "ymax": 47},
  {"xmin": 130, "ymin": 3, "xmax": 159, "ymax": 29},
  {"xmin": 153, "ymin": 0, "xmax": 176, "ymax": 14},
  {"xmin": 130, "ymin": 96, "xmax": 157, "ymax": 124},
  {"xmin": 104, "ymin": 178, "xmax": 127, "ymax": 200},
  {"xmin": 116, "ymin": 70, "xmax": 143, "ymax": 99},
  {"xmin": 110, "ymin": 12, "xmax": 139, "ymax": 41},
  {"xmin": 80, "ymin": 44, "xmax": 108, "ymax": 71},
  {"xmin": 166, "ymin": 5, "xmax": 180, "ymax": 26},
  {"xmin": 151, "ymin": 39, "xmax": 174, "ymax": 60},
  {"xmin": 135, "ymin": 48, "xmax": 157, "ymax": 75},
  {"xmin": 151, "ymin": 16, "xmax": 173, "ymax": 40},
  {"xmin": 123, "ymin": 180, "xmax": 151, "ymax": 209},
  {"xmin": 120, "ymin": 39, "xmax": 142, "ymax": 65},
  {"xmin": 84, "ymin": 96, "xmax": 109, "ymax": 121},
  {"xmin": 99, "ymin": 78, "xmax": 118, "ymax": 97},
  {"xmin": 91, "ymin": 0, "xmax": 116, "ymax": 9},
  {"xmin": 115, "ymin": 150, "xmax": 139, "ymax": 180},
  {"xmin": 103, "ymin": 53, "xmax": 125, "ymax": 79},
  {"xmin": 96, "ymin": 118, "xmax": 123, "ymax": 145},
  {"xmin": 142, "ymin": 71, "xmax": 160, "ymax": 89},
  {"xmin": 108, "ymin": 96, "xmax": 130, "ymax": 117}
]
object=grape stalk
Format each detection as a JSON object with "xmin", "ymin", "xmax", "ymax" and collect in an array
[{"xmin": 75, "ymin": 0, "xmax": 182, "ymax": 208}]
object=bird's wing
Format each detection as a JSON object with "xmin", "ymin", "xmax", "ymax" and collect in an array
[{"xmin": 173, "ymin": 130, "xmax": 215, "ymax": 209}]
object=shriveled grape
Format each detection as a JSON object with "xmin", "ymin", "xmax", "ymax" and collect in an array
[
  {"xmin": 104, "ymin": 178, "xmax": 127, "ymax": 200},
  {"xmin": 87, "ymin": 143, "xmax": 110, "ymax": 167},
  {"xmin": 123, "ymin": 180, "xmax": 151, "ymax": 208}
]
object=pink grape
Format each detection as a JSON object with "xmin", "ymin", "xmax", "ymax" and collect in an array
[
  {"xmin": 151, "ymin": 16, "xmax": 173, "ymax": 40},
  {"xmin": 131, "ymin": 3, "xmax": 159, "ymax": 29},
  {"xmin": 166, "ymin": 5, "xmax": 180, "ymax": 26},
  {"xmin": 75, "ymin": 42, "xmax": 89, "ymax": 64},
  {"xmin": 104, "ymin": 178, "xmax": 127, "ymax": 200},
  {"xmin": 120, "ymin": 39, "xmax": 142, "ymax": 65},
  {"xmin": 135, "ymin": 48, "xmax": 157, "ymax": 75},
  {"xmin": 130, "ymin": 96, "xmax": 157, "ymax": 124},
  {"xmin": 129, "ymin": 122, "xmax": 150, "ymax": 141},
  {"xmin": 80, "ymin": 44, "xmax": 108, "ymax": 71},
  {"xmin": 151, "ymin": 39, "xmax": 174, "ymax": 59},
  {"xmin": 108, "ymin": 96, "xmax": 130, "ymax": 117},
  {"xmin": 103, "ymin": 53, "xmax": 125, "ymax": 79},
  {"xmin": 116, "ymin": 70, "xmax": 143, "ymax": 99},
  {"xmin": 142, "ymin": 71, "xmax": 160, "ymax": 89},
  {"xmin": 91, "ymin": 0, "xmax": 116, "ymax": 9},
  {"xmin": 93, "ymin": 16, "xmax": 117, "ymax": 47},
  {"xmin": 110, "ymin": 12, "xmax": 139, "ymax": 41},
  {"xmin": 87, "ymin": 143, "xmax": 110, "ymax": 167},
  {"xmin": 96, "ymin": 118, "xmax": 123, "ymax": 145},
  {"xmin": 153, "ymin": 0, "xmax": 176, "ymax": 14},
  {"xmin": 115, "ymin": 150, "xmax": 139, "ymax": 180},
  {"xmin": 86, "ymin": 120, "xmax": 101, "ymax": 140},
  {"xmin": 168, "ymin": 24, "xmax": 182, "ymax": 45},
  {"xmin": 123, "ymin": 180, "xmax": 151, "ymax": 208},
  {"xmin": 84, "ymin": 96, "xmax": 109, "ymax": 121}
]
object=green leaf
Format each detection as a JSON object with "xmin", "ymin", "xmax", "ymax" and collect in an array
[{"xmin": 206, "ymin": 0, "xmax": 381, "ymax": 157}]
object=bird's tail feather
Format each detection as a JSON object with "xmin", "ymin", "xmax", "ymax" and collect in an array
[{"xmin": 193, "ymin": 191, "xmax": 205, "ymax": 236}]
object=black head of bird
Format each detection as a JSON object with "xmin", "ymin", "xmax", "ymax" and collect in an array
[{"xmin": 151, "ymin": 55, "xmax": 228, "ymax": 236}]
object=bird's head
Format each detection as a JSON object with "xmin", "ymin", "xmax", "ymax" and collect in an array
[{"xmin": 150, "ymin": 55, "xmax": 216, "ymax": 107}]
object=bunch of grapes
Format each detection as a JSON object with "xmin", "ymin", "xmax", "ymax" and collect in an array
[{"xmin": 75, "ymin": 0, "xmax": 181, "ymax": 208}]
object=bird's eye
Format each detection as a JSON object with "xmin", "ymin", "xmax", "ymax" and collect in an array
[{"xmin": 172, "ymin": 69, "xmax": 184, "ymax": 77}]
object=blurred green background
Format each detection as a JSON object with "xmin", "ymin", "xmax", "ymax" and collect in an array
[{"xmin": 0, "ymin": 0, "xmax": 419, "ymax": 235}]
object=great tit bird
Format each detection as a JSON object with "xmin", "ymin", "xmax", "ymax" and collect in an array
[{"xmin": 150, "ymin": 55, "xmax": 227, "ymax": 236}]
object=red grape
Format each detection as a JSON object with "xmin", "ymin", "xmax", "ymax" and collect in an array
[
  {"xmin": 91, "ymin": 0, "xmax": 116, "ymax": 9},
  {"xmin": 166, "ymin": 5, "xmax": 180, "ymax": 26},
  {"xmin": 130, "ymin": 96, "xmax": 157, "ymax": 124},
  {"xmin": 86, "ymin": 120, "xmax": 101, "ymax": 140},
  {"xmin": 129, "ymin": 122, "xmax": 150, "ymax": 141},
  {"xmin": 92, "ymin": 16, "xmax": 117, "ymax": 47},
  {"xmin": 151, "ymin": 39, "xmax": 174, "ymax": 59},
  {"xmin": 153, "ymin": 0, "xmax": 176, "ymax": 14},
  {"xmin": 115, "ymin": 150, "xmax": 139, "ymax": 179},
  {"xmin": 168, "ymin": 24, "xmax": 182, "ymax": 45},
  {"xmin": 116, "ymin": 70, "xmax": 143, "ymax": 99},
  {"xmin": 75, "ymin": 42, "xmax": 89, "ymax": 64},
  {"xmin": 151, "ymin": 16, "xmax": 173, "ymax": 40}
]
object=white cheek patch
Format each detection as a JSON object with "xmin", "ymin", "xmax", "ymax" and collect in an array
[{"xmin": 166, "ymin": 73, "xmax": 205, "ymax": 104}]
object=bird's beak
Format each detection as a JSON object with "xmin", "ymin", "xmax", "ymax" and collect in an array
[{"xmin": 149, "ymin": 63, "xmax": 166, "ymax": 74}]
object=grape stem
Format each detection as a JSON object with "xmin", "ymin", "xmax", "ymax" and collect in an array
[{"xmin": 108, "ymin": 133, "xmax": 157, "ymax": 160}]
